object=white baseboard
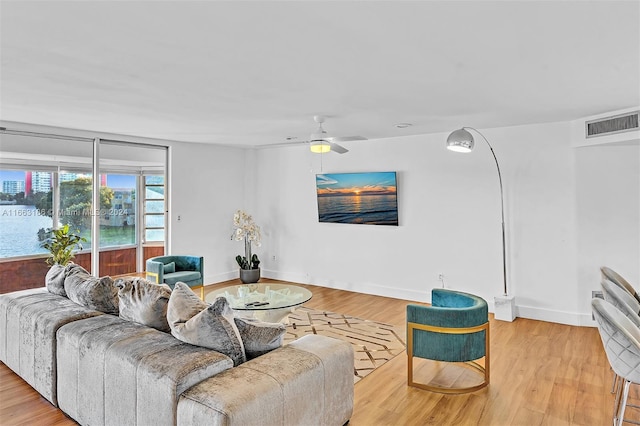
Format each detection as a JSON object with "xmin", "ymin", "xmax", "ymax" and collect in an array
[
  {"xmin": 500, "ymin": 303, "xmax": 595, "ymax": 327},
  {"xmin": 261, "ymin": 269, "xmax": 430, "ymax": 303}
]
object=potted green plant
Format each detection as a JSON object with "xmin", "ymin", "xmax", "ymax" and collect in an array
[
  {"xmin": 231, "ymin": 210, "xmax": 261, "ymax": 284},
  {"xmin": 42, "ymin": 224, "xmax": 86, "ymax": 266},
  {"xmin": 41, "ymin": 224, "xmax": 87, "ymax": 295}
]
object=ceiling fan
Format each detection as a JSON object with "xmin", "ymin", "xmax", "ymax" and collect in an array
[{"xmin": 306, "ymin": 115, "xmax": 367, "ymax": 154}]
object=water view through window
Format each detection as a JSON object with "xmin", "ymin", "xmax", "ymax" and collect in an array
[
  {"xmin": 0, "ymin": 170, "xmax": 53, "ymax": 258},
  {"xmin": 0, "ymin": 170, "xmax": 143, "ymax": 258}
]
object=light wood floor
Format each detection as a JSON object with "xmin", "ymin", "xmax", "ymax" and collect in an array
[{"xmin": 1, "ymin": 279, "xmax": 638, "ymax": 425}]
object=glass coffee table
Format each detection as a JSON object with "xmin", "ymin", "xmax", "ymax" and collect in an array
[{"xmin": 205, "ymin": 283, "xmax": 312, "ymax": 323}]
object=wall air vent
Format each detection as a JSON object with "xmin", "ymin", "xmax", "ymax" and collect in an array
[{"xmin": 585, "ymin": 111, "xmax": 639, "ymax": 138}]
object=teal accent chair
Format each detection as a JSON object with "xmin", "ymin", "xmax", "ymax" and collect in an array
[
  {"xmin": 407, "ymin": 288, "xmax": 490, "ymax": 393},
  {"xmin": 146, "ymin": 255, "xmax": 204, "ymax": 299}
]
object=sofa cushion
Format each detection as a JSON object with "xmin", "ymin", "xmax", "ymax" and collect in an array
[
  {"xmin": 0, "ymin": 288, "xmax": 103, "ymax": 406},
  {"xmin": 64, "ymin": 265, "xmax": 119, "ymax": 315},
  {"xmin": 167, "ymin": 282, "xmax": 246, "ymax": 366},
  {"xmin": 163, "ymin": 261, "xmax": 176, "ymax": 274},
  {"xmin": 177, "ymin": 335, "xmax": 355, "ymax": 426},
  {"xmin": 164, "ymin": 271, "xmax": 201, "ymax": 286},
  {"xmin": 115, "ymin": 277, "xmax": 172, "ymax": 332},
  {"xmin": 56, "ymin": 315, "xmax": 233, "ymax": 426},
  {"xmin": 233, "ymin": 317, "xmax": 286, "ymax": 359}
]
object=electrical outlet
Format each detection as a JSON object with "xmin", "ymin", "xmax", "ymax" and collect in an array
[
  {"xmin": 272, "ymin": 255, "xmax": 277, "ymax": 261},
  {"xmin": 438, "ymin": 273, "xmax": 445, "ymax": 281}
]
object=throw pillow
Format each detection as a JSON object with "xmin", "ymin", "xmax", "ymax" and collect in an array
[
  {"xmin": 163, "ymin": 261, "xmax": 176, "ymax": 274},
  {"xmin": 233, "ymin": 317, "xmax": 286, "ymax": 359},
  {"xmin": 45, "ymin": 264, "xmax": 67, "ymax": 296},
  {"xmin": 115, "ymin": 277, "xmax": 172, "ymax": 332},
  {"xmin": 64, "ymin": 266, "xmax": 119, "ymax": 314},
  {"xmin": 45, "ymin": 263, "xmax": 87, "ymax": 296},
  {"xmin": 167, "ymin": 282, "xmax": 246, "ymax": 366}
]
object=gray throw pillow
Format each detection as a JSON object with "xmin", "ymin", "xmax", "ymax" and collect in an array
[
  {"xmin": 45, "ymin": 263, "xmax": 86, "ymax": 296},
  {"xmin": 45, "ymin": 264, "xmax": 67, "ymax": 296},
  {"xmin": 115, "ymin": 277, "xmax": 172, "ymax": 332},
  {"xmin": 233, "ymin": 317, "xmax": 286, "ymax": 359},
  {"xmin": 64, "ymin": 266, "xmax": 119, "ymax": 314},
  {"xmin": 167, "ymin": 282, "xmax": 246, "ymax": 366}
]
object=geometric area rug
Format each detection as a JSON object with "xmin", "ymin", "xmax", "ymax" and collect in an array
[{"xmin": 284, "ymin": 307, "xmax": 406, "ymax": 383}]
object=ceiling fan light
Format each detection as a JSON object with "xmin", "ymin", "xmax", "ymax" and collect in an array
[
  {"xmin": 310, "ymin": 141, "xmax": 331, "ymax": 154},
  {"xmin": 446, "ymin": 128, "xmax": 475, "ymax": 153}
]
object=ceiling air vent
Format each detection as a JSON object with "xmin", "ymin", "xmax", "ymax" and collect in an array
[{"xmin": 585, "ymin": 111, "xmax": 639, "ymax": 138}]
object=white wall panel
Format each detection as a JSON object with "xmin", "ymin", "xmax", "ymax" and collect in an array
[{"xmin": 169, "ymin": 142, "xmax": 247, "ymax": 284}]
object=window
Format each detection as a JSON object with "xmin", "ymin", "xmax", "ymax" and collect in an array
[
  {"xmin": 144, "ymin": 175, "xmax": 165, "ymax": 242},
  {"xmin": 0, "ymin": 169, "xmax": 53, "ymax": 258},
  {"xmin": 0, "ymin": 171, "xmax": 142, "ymax": 257},
  {"xmin": 100, "ymin": 174, "xmax": 136, "ymax": 247},
  {"xmin": 0, "ymin": 131, "xmax": 167, "ymax": 270},
  {"xmin": 58, "ymin": 171, "xmax": 93, "ymax": 247}
]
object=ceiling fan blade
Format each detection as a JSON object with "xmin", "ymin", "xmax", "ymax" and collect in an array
[
  {"xmin": 258, "ymin": 140, "xmax": 308, "ymax": 149},
  {"xmin": 328, "ymin": 141, "xmax": 349, "ymax": 154},
  {"xmin": 325, "ymin": 135, "xmax": 367, "ymax": 143}
]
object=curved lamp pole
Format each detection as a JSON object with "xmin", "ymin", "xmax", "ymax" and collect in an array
[{"xmin": 446, "ymin": 127, "xmax": 508, "ymax": 297}]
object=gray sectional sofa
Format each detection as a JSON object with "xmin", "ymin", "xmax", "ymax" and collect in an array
[{"xmin": 0, "ymin": 278, "xmax": 354, "ymax": 425}]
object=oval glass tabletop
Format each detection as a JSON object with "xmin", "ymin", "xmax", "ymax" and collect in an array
[{"xmin": 206, "ymin": 283, "xmax": 312, "ymax": 311}]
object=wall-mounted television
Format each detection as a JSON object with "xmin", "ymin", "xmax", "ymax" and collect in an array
[{"xmin": 316, "ymin": 171, "xmax": 398, "ymax": 226}]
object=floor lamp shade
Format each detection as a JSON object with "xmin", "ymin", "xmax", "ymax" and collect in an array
[{"xmin": 446, "ymin": 128, "xmax": 475, "ymax": 153}]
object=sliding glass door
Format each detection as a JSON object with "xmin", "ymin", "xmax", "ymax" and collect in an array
[{"xmin": 0, "ymin": 129, "xmax": 167, "ymax": 289}]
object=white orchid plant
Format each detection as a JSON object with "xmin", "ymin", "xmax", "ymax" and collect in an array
[{"xmin": 231, "ymin": 210, "xmax": 261, "ymax": 270}]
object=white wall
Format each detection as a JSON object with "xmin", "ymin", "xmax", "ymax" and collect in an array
[
  {"xmin": 168, "ymin": 141, "xmax": 248, "ymax": 284},
  {"xmin": 576, "ymin": 143, "xmax": 640, "ymax": 324},
  {"xmin": 250, "ymin": 122, "xmax": 590, "ymax": 323},
  {"xmin": 487, "ymin": 123, "xmax": 579, "ymax": 324}
]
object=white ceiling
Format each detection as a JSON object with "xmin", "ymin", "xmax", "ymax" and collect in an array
[{"xmin": 1, "ymin": 1, "xmax": 639, "ymax": 147}]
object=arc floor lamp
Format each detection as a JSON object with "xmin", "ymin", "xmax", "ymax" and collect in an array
[{"xmin": 446, "ymin": 127, "xmax": 516, "ymax": 321}]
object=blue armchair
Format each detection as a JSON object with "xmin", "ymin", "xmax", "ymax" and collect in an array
[
  {"xmin": 146, "ymin": 255, "xmax": 204, "ymax": 299},
  {"xmin": 407, "ymin": 288, "xmax": 490, "ymax": 393}
]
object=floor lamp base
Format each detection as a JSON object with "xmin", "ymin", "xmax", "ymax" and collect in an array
[{"xmin": 494, "ymin": 295, "xmax": 516, "ymax": 322}]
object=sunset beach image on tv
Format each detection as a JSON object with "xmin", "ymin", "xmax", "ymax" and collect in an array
[{"xmin": 316, "ymin": 172, "xmax": 398, "ymax": 226}]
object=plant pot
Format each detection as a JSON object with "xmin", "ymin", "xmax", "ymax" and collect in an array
[{"xmin": 239, "ymin": 268, "xmax": 260, "ymax": 284}]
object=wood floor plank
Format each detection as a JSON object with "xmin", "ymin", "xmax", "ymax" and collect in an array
[{"xmin": 0, "ymin": 278, "xmax": 636, "ymax": 425}]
